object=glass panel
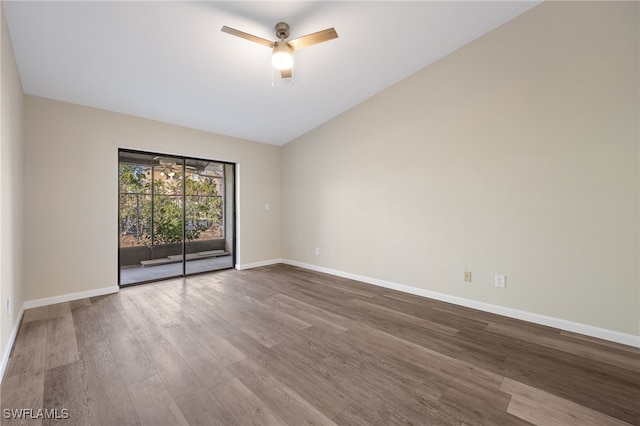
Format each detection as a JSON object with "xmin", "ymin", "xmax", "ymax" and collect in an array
[
  {"xmin": 185, "ymin": 160, "xmax": 233, "ymax": 274},
  {"xmin": 118, "ymin": 152, "xmax": 185, "ymax": 285}
]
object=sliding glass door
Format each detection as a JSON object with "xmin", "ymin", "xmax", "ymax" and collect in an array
[{"xmin": 118, "ymin": 150, "xmax": 235, "ymax": 286}]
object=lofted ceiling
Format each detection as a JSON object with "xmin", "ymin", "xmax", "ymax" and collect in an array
[{"xmin": 3, "ymin": 1, "xmax": 540, "ymax": 146}]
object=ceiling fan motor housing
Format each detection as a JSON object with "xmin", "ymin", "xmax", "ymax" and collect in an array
[{"xmin": 275, "ymin": 22, "xmax": 290, "ymax": 40}]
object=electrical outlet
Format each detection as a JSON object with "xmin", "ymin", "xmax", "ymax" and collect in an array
[
  {"xmin": 464, "ymin": 271, "xmax": 472, "ymax": 282},
  {"xmin": 314, "ymin": 247, "xmax": 320, "ymax": 255},
  {"xmin": 6, "ymin": 298, "xmax": 11, "ymax": 317},
  {"xmin": 495, "ymin": 274, "xmax": 506, "ymax": 289}
]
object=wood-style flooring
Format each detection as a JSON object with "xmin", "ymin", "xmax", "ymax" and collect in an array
[{"xmin": 2, "ymin": 264, "xmax": 639, "ymax": 425}]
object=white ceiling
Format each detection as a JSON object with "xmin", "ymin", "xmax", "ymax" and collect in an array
[{"xmin": 4, "ymin": 1, "xmax": 540, "ymax": 146}]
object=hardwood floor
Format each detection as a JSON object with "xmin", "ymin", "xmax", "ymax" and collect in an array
[{"xmin": 2, "ymin": 264, "xmax": 639, "ymax": 425}]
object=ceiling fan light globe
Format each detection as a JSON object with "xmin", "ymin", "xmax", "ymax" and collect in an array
[{"xmin": 272, "ymin": 42, "xmax": 293, "ymax": 70}]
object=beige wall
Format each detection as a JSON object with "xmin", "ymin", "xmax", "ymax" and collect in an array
[
  {"xmin": 1, "ymin": 1, "xmax": 25, "ymax": 363},
  {"xmin": 282, "ymin": 1, "xmax": 639, "ymax": 337},
  {"xmin": 24, "ymin": 96, "xmax": 281, "ymax": 301}
]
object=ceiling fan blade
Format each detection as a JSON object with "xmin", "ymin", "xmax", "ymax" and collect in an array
[
  {"xmin": 221, "ymin": 26, "xmax": 274, "ymax": 48},
  {"xmin": 280, "ymin": 68, "xmax": 292, "ymax": 79},
  {"xmin": 287, "ymin": 27, "xmax": 338, "ymax": 50}
]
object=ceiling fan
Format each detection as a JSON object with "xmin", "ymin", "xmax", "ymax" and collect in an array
[
  {"xmin": 152, "ymin": 158, "xmax": 196, "ymax": 178},
  {"xmin": 221, "ymin": 22, "xmax": 338, "ymax": 79}
]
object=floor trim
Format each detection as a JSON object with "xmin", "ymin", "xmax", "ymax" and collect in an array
[
  {"xmin": 22, "ymin": 286, "xmax": 120, "ymax": 310},
  {"xmin": 0, "ymin": 304, "xmax": 25, "ymax": 386},
  {"xmin": 281, "ymin": 259, "xmax": 640, "ymax": 348},
  {"xmin": 236, "ymin": 258, "xmax": 283, "ymax": 270}
]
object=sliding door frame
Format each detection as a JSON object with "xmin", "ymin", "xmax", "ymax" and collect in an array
[{"xmin": 117, "ymin": 148, "xmax": 236, "ymax": 287}]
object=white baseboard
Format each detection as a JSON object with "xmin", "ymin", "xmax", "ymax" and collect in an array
[
  {"xmin": 281, "ymin": 259, "xmax": 640, "ymax": 348},
  {"xmin": 22, "ymin": 286, "xmax": 120, "ymax": 310},
  {"xmin": 236, "ymin": 258, "xmax": 283, "ymax": 270},
  {"xmin": 0, "ymin": 304, "xmax": 25, "ymax": 386}
]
